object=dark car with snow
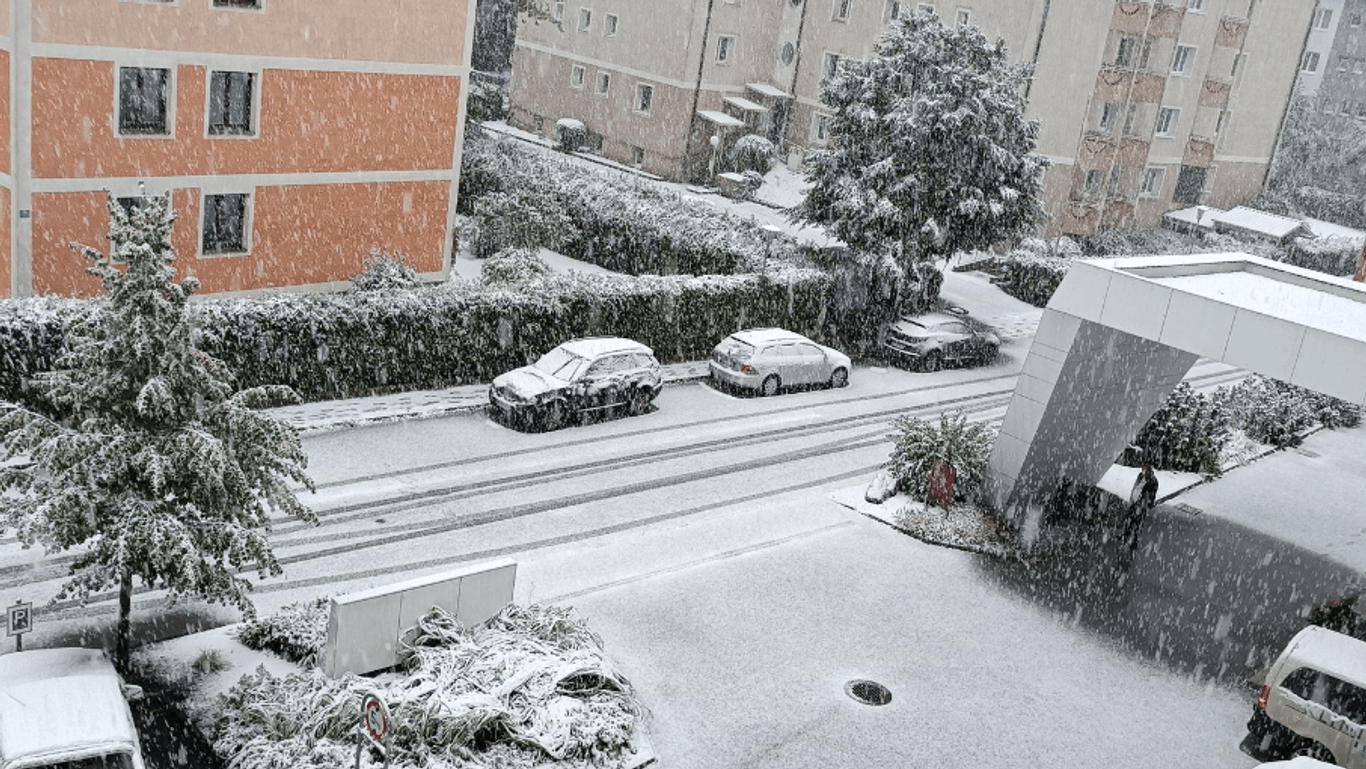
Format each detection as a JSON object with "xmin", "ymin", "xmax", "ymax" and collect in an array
[
  {"xmin": 489, "ymin": 337, "xmax": 662, "ymax": 430},
  {"xmin": 882, "ymin": 311, "xmax": 1000, "ymax": 371}
]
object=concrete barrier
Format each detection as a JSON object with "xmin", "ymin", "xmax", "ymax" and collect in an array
[{"xmin": 321, "ymin": 559, "xmax": 517, "ymax": 677}]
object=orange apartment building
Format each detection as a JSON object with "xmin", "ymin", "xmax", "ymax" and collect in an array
[
  {"xmin": 0, "ymin": 0, "xmax": 475, "ymax": 298},
  {"xmin": 508, "ymin": 0, "xmax": 1314, "ymax": 238}
]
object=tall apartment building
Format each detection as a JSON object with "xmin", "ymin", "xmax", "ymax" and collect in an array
[
  {"xmin": 1313, "ymin": 0, "xmax": 1366, "ymax": 121},
  {"xmin": 2, "ymin": 1, "xmax": 475, "ymax": 299},
  {"xmin": 509, "ymin": 0, "xmax": 1313, "ymax": 237},
  {"xmin": 1297, "ymin": 0, "xmax": 1344, "ymax": 96}
]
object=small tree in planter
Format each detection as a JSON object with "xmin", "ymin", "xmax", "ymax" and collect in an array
[{"xmin": 886, "ymin": 410, "xmax": 994, "ymax": 504}]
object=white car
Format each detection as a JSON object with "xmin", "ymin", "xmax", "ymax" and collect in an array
[
  {"xmin": 0, "ymin": 648, "xmax": 146, "ymax": 769},
  {"xmin": 708, "ymin": 328, "xmax": 851, "ymax": 396}
]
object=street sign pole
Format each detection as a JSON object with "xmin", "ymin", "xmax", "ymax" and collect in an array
[
  {"xmin": 7, "ymin": 601, "xmax": 33, "ymax": 652},
  {"xmin": 356, "ymin": 692, "xmax": 391, "ymax": 769}
]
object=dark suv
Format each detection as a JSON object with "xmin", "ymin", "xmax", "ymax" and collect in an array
[{"xmin": 489, "ymin": 337, "xmax": 662, "ymax": 430}]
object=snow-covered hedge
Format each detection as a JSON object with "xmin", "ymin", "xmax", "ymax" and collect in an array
[
  {"xmin": 234, "ymin": 598, "xmax": 330, "ymax": 668},
  {"xmin": 214, "ymin": 604, "xmax": 642, "ymax": 769},
  {"xmin": 1216, "ymin": 375, "xmax": 1361, "ymax": 448},
  {"xmin": 1281, "ymin": 236, "xmax": 1364, "ymax": 277},
  {"xmin": 0, "ymin": 269, "xmax": 831, "ymax": 404},
  {"xmin": 992, "ymin": 250, "xmax": 1070, "ymax": 308},
  {"xmin": 460, "ymin": 132, "xmax": 806, "ymax": 277},
  {"xmin": 1129, "ymin": 382, "xmax": 1229, "ymax": 475}
]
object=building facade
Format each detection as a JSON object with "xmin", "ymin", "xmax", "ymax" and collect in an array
[
  {"xmin": 2, "ymin": 0, "xmax": 474, "ymax": 299},
  {"xmin": 1313, "ymin": 0, "xmax": 1366, "ymax": 121},
  {"xmin": 1296, "ymin": 0, "xmax": 1344, "ymax": 97},
  {"xmin": 508, "ymin": 0, "xmax": 1313, "ymax": 237}
]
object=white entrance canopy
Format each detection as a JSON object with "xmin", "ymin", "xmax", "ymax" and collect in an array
[{"xmin": 985, "ymin": 252, "xmax": 1366, "ymax": 520}]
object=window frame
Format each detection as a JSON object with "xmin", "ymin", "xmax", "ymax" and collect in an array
[
  {"xmin": 117, "ymin": 65, "xmax": 173, "ymax": 137},
  {"xmin": 200, "ymin": 192, "xmax": 251, "ymax": 257},
  {"xmin": 1083, "ymin": 169, "xmax": 1103, "ymax": 198},
  {"xmin": 578, "ymin": 7, "xmax": 593, "ymax": 32},
  {"xmin": 1098, "ymin": 102, "xmax": 1119, "ymax": 133},
  {"xmin": 1186, "ymin": 0, "xmax": 1205, "ymax": 12},
  {"xmin": 1171, "ymin": 44, "xmax": 1197, "ymax": 76},
  {"xmin": 813, "ymin": 112, "xmax": 832, "ymax": 144},
  {"xmin": 886, "ymin": 0, "xmax": 902, "ymax": 22},
  {"xmin": 822, "ymin": 51, "xmax": 841, "ymax": 80},
  {"xmin": 832, "ymin": 0, "xmax": 852, "ymax": 21},
  {"xmin": 570, "ymin": 64, "xmax": 586, "ymax": 89},
  {"xmin": 1301, "ymin": 51, "xmax": 1321, "ymax": 73},
  {"xmin": 716, "ymin": 35, "xmax": 736, "ymax": 64},
  {"xmin": 1115, "ymin": 34, "xmax": 1138, "ymax": 68},
  {"xmin": 1140, "ymin": 167, "xmax": 1165, "ymax": 198},
  {"xmin": 205, "ymin": 69, "xmax": 258, "ymax": 137},
  {"xmin": 917, "ymin": 2, "xmax": 935, "ymax": 14},
  {"xmin": 1313, "ymin": 7, "xmax": 1334, "ymax": 29},
  {"xmin": 604, "ymin": 12, "xmax": 618, "ymax": 36},
  {"xmin": 955, "ymin": 8, "xmax": 971, "ymax": 27},
  {"xmin": 634, "ymin": 82, "xmax": 654, "ymax": 115},
  {"xmin": 1156, "ymin": 106, "xmax": 1180, "ymax": 137},
  {"xmin": 594, "ymin": 70, "xmax": 611, "ymax": 96}
]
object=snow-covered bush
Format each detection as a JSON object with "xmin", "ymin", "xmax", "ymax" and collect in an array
[
  {"xmin": 233, "ymin": 598, "xmax": 330, "ymax": 667},
  {"xmin": 468, "ymin": 189, "xmax": 578, "ymax": 259},
  {"xmin": 1281, "ymin": 236, "xmax": 1364, "ymax": 277},
  {"xmin": 480, "ymin": 248, "xmax": 552, "ymax": 285},
  {"xmin": 556, "ymin": 118, "xmax": 588, "ymax": 152},
  {"xmin": 214, "ymin": 604, "xmax": 642, "ymax": 769},
  {"xmin": 0, "ymin": 296, "xmax": 92, "ymax": 415},
  {"xmin": 726, "ymin": 135, "xmax": 775, "ymax": 175},
  {"xmin": 885, "ymin": 410, "xmax": 995, "ymax": 502},
  {"xmin": 993, "ymin": 248, "xmax": 1069, "ymax": 308},
  {"xmin": 1216, "ymin": 375, "xmax": 1361, "ymax": 448},
  {"xmin": 1129, "ymin": 382, "xmax": 1229, "ymax": 475},
  {"xmin": 351, "ymin": 250, "xmax": 423, "ymax": 292}
]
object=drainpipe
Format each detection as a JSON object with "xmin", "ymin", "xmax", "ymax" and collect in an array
[
  {"xmin": 681, "ymin": 0, "xmax": 717, "ymax": 183},
  {"xmin": 1024, "ymin": 0, "xmax": 1052, "ymax": 100},
  {"xmin": 781, "ymin": 0, "xmax": 812, "ymax": 159}
]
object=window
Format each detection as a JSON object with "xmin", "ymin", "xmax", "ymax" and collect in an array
[
  {"xmin": 1171, "ymin": 45, "xmax": 1196, "ymax": 76},
  {"xmin": 202, "ymin": 193, "xmax": 248, "ymax": 255},
  {"xmin": 823, "ymin": 52, "xmax": 841, "ymax": 80},
  {"xmin": 1279, "ymin": 669, "xmax": 1366, "ymax": 723},
  {"xmin": 1186, "ymin": 0, "xmax": 1204, "ymax": 11},
  {"xmin": 212, "ymin": 0, "xmax": 261, "ymax": 7},
  {"xmin": 117, "ymin": 197, "xmax": 144, "ymax": 218},
  {"xmin": 1123, "ymin": 103, "xmax": 1138, "ymax": 135},
  {"xmin": 1106, "ymin": 166, "xmax": 1122, "ymax": 197},
  {"xmin": 1098, "ymin": 102, "xmax": 1119, "ymax": 133},
  {"xmin": 207, "ymin": 71, "xmax": 254, "ymax": 136},
  {"xmin": 1156, "ymin": 106, "xmax": 1179, "ymax": 136},
  {"xmin": 595, "ymin": 71, "xmax": 611, "ymax": 95},
  {"xmin": 578, "ymin": 8, "xmax": 592, "ymax": 31},
  {"xmin": 634, "ymin": 83, "xmax": 653, "ymax": 114},
  {"xmin": 1139, "ymin": 39, "xmax": 1153, "ymax": 70},
  {"xmin": 956, "ymin": 8, "xmax": 971, "ymax": 27},
  {"xmin": 1083, "ymin": 169, "xmax": 1103, "ymax": 197},
  {"xmin": 886, "ymin": 0, "xmax": 902, "ymax": 22},
  {"xmin": 813, "ymin": 113, "xmax": 831, "ymax": 142},
  {"xmin": 632, "ymin": 146, "xmax": 645, "ymax": 166},
  {"xmin": 1172, "ymin": 164, "xmax": 1206, "ymax": 204},
  {"xmin": 1232, "ymin": 53, "xmax": 1248, "ymax": 86},
  {"xmin": 716, "ymin": 35, "xmax": 736, "ymax": 64},
  {"xmin": 1301, "ymin": 51, "xmax": 1321, "ymax": 73},
  {"xmin": 1313, "ymin": 8, "xmax": 1334, "ymax": 29},
  {"xmin": 118, "ymin": 66, "xmax": 170, "ymax": 135},
  {"xmin": 1115, "ymin": 35, "xmax": 1138, "ymax": 68},
  {"xmin": 553, "ymin": 1, "xmax": 564, "ymax": 22},
  {"xmin": 570, "ymin": 65, "xmax": 586, "ymax": 88},
  {"xmin": 1140, "ymin": 167, "xmax": 1165, "ymax": 197},
  {"xmin": 917, "ymin": 2, "xmax": 935, "ymax": 14},
  {"xmin": 1338, "ymin": 55, "xmax": 1351, "ymax": 72},
  {"xmin": 604, "ymin": 13, "xmax": 618, "ymax": 36},
  {"xmin": 833, "ymin": 0, "xmax": 851, "ymax": 20},
  {"xmin": 1352, "ymin": 11, "xmax": 1363, "ymax": 27}
]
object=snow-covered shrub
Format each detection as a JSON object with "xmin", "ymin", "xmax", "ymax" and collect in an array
[
  {"xmin": 1216, "ymin": 375, "xmax": 1361, "ymax": 448},
  {"xmin": 481, "ymin": 248, "xmax": 552, "ymax": 285},
  {"xmin": 1129, "ymin": 382, "xmax": 1229, "ymax": 475},
  {"xmin": 468, "ymin": 189, "xmax": 578, "ymax": 259},
  {"xmin": 556, "ymin": 118, "xmax": 588, "ymax": 152},
  {"xmin": 1281, "ymin": 236, "xmax": 1364, "ymax": 277},
  {"xmin": 727, "ymin": 135, "xmax": 775, "ymax": 175},
  {"xmin": 233, "ymin": 598, "xmax": 329, "ymax": 667},
  {"xmin": 351, "ymin": 250, "xmax": 423, "ymax": 292},
  {"xmin": 213, "ymin": 604, "xmax": 642, "ymax": 769},
  {"xmin": 993, "ymin": 249, "xmax": 1069, "ymax": 307},
  {"xmin": 0, "ymin": 296, "xmax": 93, "ymax": 413},
  {"xmin": 886, "ymin": 410, "xmax": 995, "ymax": 502}
]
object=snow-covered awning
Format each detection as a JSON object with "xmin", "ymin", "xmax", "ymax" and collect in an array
[
  {"xmin": 746, "ymin": 82, "xmax": 789, "ymax": 98},
  {"xmin": 697, "ymin": 109, "xmax": 745, "ymax": 128},
  {"xmin": 1211, "ymin": 206, "xmax": 1310, "ymax": 241},
  {"xmin": 723, "ymin": 96, "xmax": 767, "ymax": 113},
  {"xmin": 1163, "ymin": 205, "xmax": 1223, "ymax": 231}
]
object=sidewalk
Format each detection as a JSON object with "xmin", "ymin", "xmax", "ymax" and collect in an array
[{"xmin": 264, "ymin": 360, "xmax": 712, "ymax": 434}]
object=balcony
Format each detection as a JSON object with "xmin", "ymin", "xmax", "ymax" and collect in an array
[{"xmin": 1216, "ymin": 16, "xmax": 1249, "ymax": 48}]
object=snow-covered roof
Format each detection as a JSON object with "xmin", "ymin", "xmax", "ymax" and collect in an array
[
  {"xmin": 1163, "ymin": 205, "xmax": 1223, "ymax": 229},
  {"xmin": 0, "ymin": 649, "xmax": 140, "ymax": 765},
  {"xmin": 727, "ymin": 328, "xmax": 810, "ymax": 346},
  {"xmin": 696, "ymin": 110, "xmax": 745, "ymax": 128},
  {"xmin": 1211, "ymin": 206, "xmax": 1308, "ymax": 240},
  {"xmin": 746, "ymin": 82, "xmax": 789, "ymax": 98},
  {"xmin": 1281, "ymin": 625, "xmax": 1366, "ymax": 689},
  {"xmin": 723, "ymin": 96, "xmax": 767, "ymax": 113},
  {"xmin": 1303, "ymin": 217, "xmax": 1366, "ymax": 244},
  {"xmin": 560, "ymin": 336, "xmax": 653, "ymax": 359}
]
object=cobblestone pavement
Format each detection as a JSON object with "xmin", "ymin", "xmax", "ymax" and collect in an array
[{"xmin": 264, "ymin": 360, "xmax": 713, "ymax": 434}]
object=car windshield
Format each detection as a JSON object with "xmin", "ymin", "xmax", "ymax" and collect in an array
[
  {"xmin": 30, "ymin": 752, "xmax": 136, "ymax": 769},
  {"xmin": 720, "ymin": 339, "xmax": 756, "ymax": 361},
  {"xmin": 532, "ymin": 348, "xmax": 588, "ymax": 381}
]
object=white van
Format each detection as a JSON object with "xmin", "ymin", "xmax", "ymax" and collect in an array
[
  {"xmin": 0, "ymin": 648, "xmax": 146, "ymax": 769},
  {"xmin": 1244, "ymin": 625, "xmax": 1366, "ymax": 767}
]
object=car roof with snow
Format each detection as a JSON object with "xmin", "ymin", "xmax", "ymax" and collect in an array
[
  {"xmin": 0, "ymin": 648, "xmax": 141, "ymax": 767},
  {"xmin": 725, "ymin": 328, "xmax": 812, "ymax": 346},
  {"xmin": 557, "ymin": 337, "xmax": 653, "ymax": 359},
  {"xmin": 1281, "ymin": 625, "xmax": 1366, "ymax": 686}
]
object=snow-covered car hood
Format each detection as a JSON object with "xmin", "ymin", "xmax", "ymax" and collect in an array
[{"xmin": 492, "ymin": 367, "xmax": 565, "ymax": 400}]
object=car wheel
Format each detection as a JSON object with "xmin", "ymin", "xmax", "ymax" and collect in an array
[
  {"xmin": 541, "ymin": 400, "xmax": 566, "ymax": 431},
  {"xmin": 922, "ymin": 351, "xmax": 944, "ymax": 373},
  {"xmin": 627, "ymin": 387, "xmax": 651, "ymax": 417},
  {"xmin": 829, "ymin": 367, "xmax": 849, "ymax": 389},
  {"xmin": 1292, "ymin": 742, "xmax": 1335, "ymax": 763},
  {"xmin": 760, "ymin": 374, "xmax": 781, "ymax": 397}
]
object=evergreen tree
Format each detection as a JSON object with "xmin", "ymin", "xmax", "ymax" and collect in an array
[
  {"xmin": 793, "ymin": 10, "xmax": 1047, "ymax": 309},
  {"xmin": 0, "ymin": 189, "xmax": 316, "ymax": 668}
]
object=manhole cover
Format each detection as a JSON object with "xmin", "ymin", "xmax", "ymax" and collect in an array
[{"xmin": 844, "ymin": 679, "xmax": 892, "ymax": 706}]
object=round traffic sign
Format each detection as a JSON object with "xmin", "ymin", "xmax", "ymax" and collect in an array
[{"xmin": 361, "ymin": 693, "xmax": 389, "ymax": 742}]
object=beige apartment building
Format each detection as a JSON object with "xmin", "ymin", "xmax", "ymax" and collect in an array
[{"xmin": 509, "ymin": 0, "xmax": 1313, "ymax": 237}]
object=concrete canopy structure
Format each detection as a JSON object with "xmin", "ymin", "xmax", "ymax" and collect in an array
[{"xmin": 985, "ymin": 253, "xmax": 1366, "ymax": 525}]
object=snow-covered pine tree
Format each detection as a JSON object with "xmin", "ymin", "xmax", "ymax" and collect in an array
[
  {"xmin": 793, "ymin": 9, "xmax": 1048, "ymax": 310},
  {"xmin": 0, "ymin": 188, "xmax": 316, "ymax": 669}
]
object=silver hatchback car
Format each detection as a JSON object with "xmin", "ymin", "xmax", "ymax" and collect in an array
[{"xmin": 709, "ymin": 328, "xmax": 851, "ymax": 396}]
